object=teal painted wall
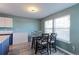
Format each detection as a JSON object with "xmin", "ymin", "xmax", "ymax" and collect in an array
[
  {"xmin": 0, "ymin": 14, "xmax": 40, "ymax": 42},
  {"xmin": 70, "ymin": 4, "xmax": 79, "ymax": 54},
  {"xmin": 0, "ymin": 14, "xmax": 40, "ymax": 33},
  {"xmin": 0, "ymin": 14, "xmax": 40, "ymax": 38},
  {"xmin": 13, "ymin": 17, "xmax": 40, "ymax": 33},
  {"xmin": 40, "ymin": 4, "xmax": 79, "ymax": 54}
]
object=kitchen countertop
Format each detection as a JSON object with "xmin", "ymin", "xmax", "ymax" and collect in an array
[
  {"xmin": 0, "ymin": 35, "xmax": 10, "ymax": 44},
  {"xmin": 0, "ymin": 31, "xmax": 13, "ymax": 35}
]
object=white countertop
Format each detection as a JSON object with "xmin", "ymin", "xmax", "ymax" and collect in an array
[
  {"xmin": 0, "ymin": 35, "xmax": 10, "ymax": 44},
  {"xmin": 0, "ymin": 31, "xmax": 13, "ymax": 34}
]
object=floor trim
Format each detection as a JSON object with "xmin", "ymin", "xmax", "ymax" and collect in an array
[{"xmin": 56, "ymin": 46, "xmax": 74, "ymax": 55}]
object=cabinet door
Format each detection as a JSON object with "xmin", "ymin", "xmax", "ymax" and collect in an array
[
  {"xmin": 0, "ymin": 43, "xmax": 3, "ymax": 54},
  {"xmin": 2, "ymin": 38, "xmax": 9, "ymax": 55}
]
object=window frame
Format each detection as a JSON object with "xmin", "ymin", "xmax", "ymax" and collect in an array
[{"xmin": 44, "ymin": 15, "xmax": 70, "ymax": 43}]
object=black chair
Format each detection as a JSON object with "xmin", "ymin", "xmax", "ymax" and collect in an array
[
  {"xmin": 35, "ymin": 36, "xmax": 42, "ymax": 54},
  {"xmin": 31, "ymin": 31, "xmax": 42, "ymax": 49},
  {"xmin": 35, "ymin": 33, "xmax": 49, "ymax": 54},
  {"xmin": 31, "ymin": 31, "xmax": 38, "ymax": 49},
  {"xmin": 49, "ymin": 33, "xmax": 57, "ymax": 54},
  {"xmin": 31, "ymin": 37, "xmax": 36, "ymax": 49}
]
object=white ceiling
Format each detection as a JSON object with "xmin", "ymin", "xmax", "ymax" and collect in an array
[{"xmin": 0, "ymin": 3, "xmax": 77, "ymax": 19}]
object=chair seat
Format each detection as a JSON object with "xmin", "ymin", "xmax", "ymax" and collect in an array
[
  {"xmin": 38, "ymin": 41, "xmax": 47, "ymax": 45},
  {"xmin": 49, "ymin": 40, "xmax": 55, "ymax": 43},
  {"xmin": 41, "ymin": 42, "xmax": 47, "ymax": 45},
  {"xmin": 35, "ymin": 33, "xmax": 49, "ymax": 54}
]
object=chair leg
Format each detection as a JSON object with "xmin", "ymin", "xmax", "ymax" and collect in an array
[
  {"xmin": 53, "ymin": 43, "xmax": 57, "ymax": 52},
  {"xmin": 47, "ymin": 44, "xmax": 49, "ymax": 55},
  {"xmin": 31, "ymin": 40, "xmax": 33, "ymax": 48},
  {"xmin": 50, "ymin": 44, "xmax": 51, "ymax": 54},
  {"xmin": 54, "ymin": 45, "xmax": 57, "ymax": 52},
  {"xmin": 31, "ymin": 37, "xmax": 34, "ymax": 48},
  {"xmin": 47, "ymin": 48, "xmax": 48, "ymax": 55},
  {"xmin": 35, "ymin": 48, "xmax": 37, "ymax": 54},
  {"xmin": 35, "ymin": 42, "xmax": 38, "ymax": 54}
]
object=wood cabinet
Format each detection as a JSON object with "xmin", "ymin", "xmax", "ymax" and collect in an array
[{"xmin": 0, "ymin": 17, "xmax": 13, "ymax": 27}]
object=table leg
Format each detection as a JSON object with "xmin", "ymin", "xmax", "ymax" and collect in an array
[{"xmin": 35, "ymin": 41, "xmax": 38, "ymax": 54}]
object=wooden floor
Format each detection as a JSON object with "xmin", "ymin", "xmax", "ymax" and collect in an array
[{"xmin": 8, "ymin": 42, "xmax": 66, "ymax": 55}]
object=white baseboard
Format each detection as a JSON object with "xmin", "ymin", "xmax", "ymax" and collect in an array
[{"xmin": 56, "ymin": 46, "xmax": 74, "ymax": 55}]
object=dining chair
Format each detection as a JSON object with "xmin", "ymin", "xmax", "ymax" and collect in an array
[
  {"xmin": 35, "ymin": 33, "xmax": 49, "ymax": 54},
  {"xmin": 49, "ymin": 33, "xmax": 57, "ymax": 54},
  {"xmin": 31, "ymin": 31, "xmax": 37, "ymax": 49},
  {"xmin": 31, "ymin": 31, "xmax": 42, "ymax": 49}
]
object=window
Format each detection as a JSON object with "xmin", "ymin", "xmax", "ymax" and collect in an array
[
  {"xmin": 0, "ymin": 17, "xmax": 13, "ymax": 27},
  {"xmin": 44, "ymin": 20, "xmax": 53, "ymax": 33},
  {"xmin": 54, "ymin": 15, "xmax": 70, "ymax": 43}
]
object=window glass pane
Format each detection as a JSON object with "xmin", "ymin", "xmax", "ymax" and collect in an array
[
  {"xmin": 45, "ymin": 28, "xmax": 52, "ymax": 33},
  {"xmin": 54, "ymin": 15, "xmax": 70, "ymax": 28},
  {"xmin": 45, "ymin": 20, "xmax": 53, "ymax": 28},
  {"xmin": 55, "ymin": 29, "xmax": 70, "ymax": 42}
]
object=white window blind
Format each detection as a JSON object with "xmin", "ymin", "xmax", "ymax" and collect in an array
[
  {"xmin": 0, "ymin": 17, "xmax": 13, "ymax": 27},
  {"xmin": 44, "ymin": 20, "xmax": 53, "ymax": 33},
  {"xmin": 54, "ymin": 15, "xmax": 70, "ymax": 43}
]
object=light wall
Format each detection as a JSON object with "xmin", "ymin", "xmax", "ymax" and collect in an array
[
  {"xmin": 40, "ymin": 4, "xmax": 79, "ymax": 54},
  {"xmin": 0, "ymin": 14, "xmax": 40, "ymax": 44},
  {"xmin": 13, "ymin": 17, "xmax": 40, "ymax": 33}
]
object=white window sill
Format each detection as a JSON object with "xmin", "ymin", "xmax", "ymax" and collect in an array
[{"xmin": 56, "ymin": 38, "xmax": 71, "ymax": 44}]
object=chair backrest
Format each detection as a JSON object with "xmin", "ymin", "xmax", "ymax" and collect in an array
[
  {"xmin": 41, "ymin": 33, "xmax": 49, "ymax": 42},
  {"xmin": 37, "ymin": 31, "xmax": 42, "ymax": 36},
  {"xmin": 50, "ymin": 33, "xmax": 57, "ymax": 41}
]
